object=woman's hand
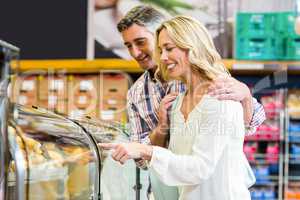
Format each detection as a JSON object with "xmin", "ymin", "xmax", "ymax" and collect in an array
[
  {"xmin": 158, "ymin": 92, "xmax": 178, "ymax": 129},
  {"xmin": 98, "ymin": 143, "xmax": 153, "ymax": 165}
]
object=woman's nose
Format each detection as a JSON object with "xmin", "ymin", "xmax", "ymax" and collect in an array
[{"xmin": 160, "ymin": 50, "xmax": 168, "ymax": 62}]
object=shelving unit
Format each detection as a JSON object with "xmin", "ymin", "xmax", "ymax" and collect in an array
[
  {"xmin": 284, "ymin": 89, "xmax": 300, "ymax": 199},
  {"xmin": 244, "ymin": 89, "xmax": 285, "ymax": 200}
]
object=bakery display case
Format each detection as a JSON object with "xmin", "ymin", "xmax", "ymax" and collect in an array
[
  {"xmin": 0, "ymin": 40, "xmax": 149, "ymax": 200},
  {"xmin": 6, "ymin": 104, "xmax": 103, "ymax": 200},
  {"xmin": 74, "ymin": 118, "xmax": 150, "ymax": 200},
  {"xmin": 5, "ymin": 104, "xmax": 147, "ymax": 200}
]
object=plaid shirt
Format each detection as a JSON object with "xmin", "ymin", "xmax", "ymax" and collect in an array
[{"xmin": 127, "ymin": 71, "xmax": 266, "ymax": 144}]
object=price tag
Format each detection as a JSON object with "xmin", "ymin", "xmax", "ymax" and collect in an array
[
  {"xmin": 100, "ymin": 110, "xmax": 114, "ymax": 120},
  {"xmin": 49, "ymin": 80, "xmax": 64, "ymax": 91},
  {"xmin": 21, "ymin": 80, "xmax": 34, "ymax": 91},
  {"xmin": 80, "ymin": 80, "xmax": 93, "ymax": 91},
  {"xmin": 48, "ymin": 95, "xmax": 58, "ymax": 107},
  {"xmin": 18, "ymin": 96, "xmax": 28, "ymax": 105},
  {"xmin": 78, "ymin": 95, "xmax": 87, "ymax": 104}
]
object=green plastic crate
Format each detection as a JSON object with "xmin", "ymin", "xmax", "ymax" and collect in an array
[
  {"xmin": 236, "ymin": 12, "xmax": 277, "ymax": 38},
  {"xmin": 234, "ymin": 11, "xmax": 300, "ymax": 60},
  {"xmin": 235, "ymin": 36, "xmax": 283, "ymax": 60},
  {"xmin": 283, "ymin": 36, "xmax": 300, "ymax": 60},
  {"xmin": 275, "ymin": 12, "xmax": 298, "ymax": 37}
]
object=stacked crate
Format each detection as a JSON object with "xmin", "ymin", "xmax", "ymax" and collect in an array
[
  {"xmin": 235, "ymin": 13, "xmax": 280, "ymax": 60},
  {"xmin": 276, "ymin": 12, "xmax": 300, "ymax": 60},
  {"xmin": 235, "ymin": 12, "xmax": 300, "ymax": 60}
]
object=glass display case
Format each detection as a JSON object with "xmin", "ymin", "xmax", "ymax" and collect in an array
[
  {"xmin": 74, "ymin": 118, "xmax": 149, "ymax": 200},
  {"xmin": 6, "ymin": 104, "xmax": 149, "ymax": 200},
  {"xmin": 7, "ymin": 104, "xmax": 102, "ymax": 200},
  {"xmin": 0, "ymin": 40, "xmax": 149, "ymax": 200},
  {"xmin": 0, "ymin": 40, "xmax": 20, "ymax": 200}
]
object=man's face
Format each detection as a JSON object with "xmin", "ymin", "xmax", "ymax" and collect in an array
[{"xmin": 121, "ymin": 24, "xmax": 156, "ymax": 71}]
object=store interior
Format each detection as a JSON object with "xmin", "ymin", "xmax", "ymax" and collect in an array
[{"xmin": 1, "ymin": 0, "xmax": 300, "ymax": 200}]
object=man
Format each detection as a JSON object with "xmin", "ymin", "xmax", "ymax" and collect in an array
[{"xmin": 117, "ymin": 5, "xmax": 265, "ymax": 199}]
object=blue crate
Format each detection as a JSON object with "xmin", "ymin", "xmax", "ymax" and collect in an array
[
  {"xmin": 251, "ymin": 189, "xmax": 264, "ymax": 200},
  {"xmin": 263, "ymin": 188, "xmax": 276, "ymax": 200},
  {"xmin": 291, "ymin": 144, "xmax": 300, "ymax": 154},
  {"xmin": 289, "ymin": 135, "xmax": 300, "ymax": 142},
  {"xmin": 289, "ymin": 123, "xmax": 300, "ymax": 132}
]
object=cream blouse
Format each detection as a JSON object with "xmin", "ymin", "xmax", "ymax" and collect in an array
[{"xmin": 149, "ymin": 94, "xmax": 255, "ymax": 200}]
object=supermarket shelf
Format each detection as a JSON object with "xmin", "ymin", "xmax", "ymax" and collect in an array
[
  {"xmin": 255, "ymin": 176, "xmax": 279, "ymax": 185},
  {"xmin": 289, "ymin": 132, "xmax": 300, "ymax": 135},
  {"xmin": 289, "ymin": 160, "xmax": 300, "ymax": 164},
  {"xmin": 10, "ymin": 59, "xmax": 300, "ymax": 74},
  {"xmin": 288, "ymin": 135, "xmax": 300, "ymax": 143},
  {"xmin": 247, "ymin": 154, "xmax": 279, "ymax": 165},
  {"xmin": 254, "ymin": 181, "xmax": 279, "ymax": 186},
  {"xmin": 12, "ymin": 59, "xmax": 142, "ymax": 73},
  {"xmin": 245, "ymin": 137, "xmax": 281, "ymax": 142},
  {"xmin": 230, "ymin": 60, "xmax": 300, "ymax": 75},
  {"xmin": 288, "ymin": 140, "xmax": 300, "ymax": 144},
  {"xmin": 256, "ymin": 176, "xmax": 279, "ymax": 181},
  {"xmin": 250, "ymin": 160, "xmax": 279, "ymax": 165},
  {"xmin": 288, "ymin": 176, "xmax": 300, "ymax": 181},
  {"xmin": 288, "ymin": 115, "xmax": 300, "ymax": 121},
  {"xmin": 289, "ymin": 155, "xmax": 300, "ymax": 164}
]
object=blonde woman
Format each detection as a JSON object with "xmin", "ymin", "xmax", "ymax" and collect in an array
[{"xmin": 100, "ymin": 15, "xmax": 255, "ymax": 200}]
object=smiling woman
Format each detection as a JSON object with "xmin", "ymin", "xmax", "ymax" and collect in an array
[
  {"xmin": 156, "ymin": 28, "xmax": 190, "ymax": 81},
  {"xmin": 154, "ymin": 15, "xmax": 229, "ymax": 83}
]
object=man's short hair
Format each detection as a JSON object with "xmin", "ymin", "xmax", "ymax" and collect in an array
[{"xmin": 117, "ymin": 5, "xmax": 168, "ymax": 34}]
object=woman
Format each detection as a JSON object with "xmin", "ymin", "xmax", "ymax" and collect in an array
[{"xmin": 100, "ymin": 15, "xmax": 254, "ymax": 200}]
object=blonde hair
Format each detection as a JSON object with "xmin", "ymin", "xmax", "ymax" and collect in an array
[{"xmin": 154, "ymin": 15, "xmax": 229, "ymax": 82}]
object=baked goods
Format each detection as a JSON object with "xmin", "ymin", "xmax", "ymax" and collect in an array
[
  {"xmin": 288, "ymin": 90, "xmax": 300, "ymax": 119},
  {"xmin": 61, "ymin": 146, "xmax": 93, "ymax": 165}
]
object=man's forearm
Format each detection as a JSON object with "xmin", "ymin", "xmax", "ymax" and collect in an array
[
  {"xmin": 241, "ymin": 95, "xmax": 254, "ymax": 126},
  {"xmin": 149, "ymin": 125, "xmax": 169, "ymax": 147}
]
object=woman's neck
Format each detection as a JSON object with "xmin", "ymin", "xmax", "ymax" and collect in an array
[{"xmin": 185, "ymin": 73, "xmax": 210, "ymax": 97}]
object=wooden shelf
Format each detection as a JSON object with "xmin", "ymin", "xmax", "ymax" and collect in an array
[{"xmin": 11, "ymin": 58, "xmax": 300, "ymax": 74}]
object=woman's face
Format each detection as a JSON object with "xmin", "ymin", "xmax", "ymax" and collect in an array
[{"xmin": 158, "ymin": 28, "xmax": 191, "ymax": 80}]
